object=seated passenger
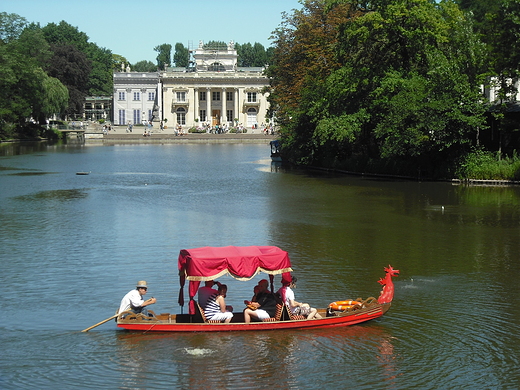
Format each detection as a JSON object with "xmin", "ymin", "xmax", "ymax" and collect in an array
[
  {"xmin": 204, "ymin": 284, "xmax": 233, "ymax": 323},
  {"xmin": 243, "ymin": 279, "xmax": 277, "ymax": 323},
  {"xmin": 198, "ymin": 280, "xmax": 220, "ymax": 309},
  {"xmin": 244, "ymin": 285, "xmax": 261, "ymax": 306},
  {"xmin": 278, "ymin": 276, "xmax": 322, "ymax": 320}
]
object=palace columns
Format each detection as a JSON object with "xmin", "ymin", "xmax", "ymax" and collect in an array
[
  {"xmin": 234, "ymin": 88, "xmax": 239, "ymax": 125},
  {"xmin": 222, "ymin": 87, "xmax": 227, "ymax": 123},
  {"xmin": 206, "ymin": 87, "xmax": 211, "ymax": 123},
  {"xmin": 194, "ymin": 88, "xmax": 199, "ymax": 122}
]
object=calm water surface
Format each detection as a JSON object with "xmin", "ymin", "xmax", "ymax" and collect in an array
[{"xmin": 1, "ymin": 141, "xmax": 519, "ymax": 389}]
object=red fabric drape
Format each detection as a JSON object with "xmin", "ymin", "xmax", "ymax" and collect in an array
[
  {"xmin": 178, "ymin": 246, "xmax": 292, "ymax": 281},
  {"xmin": 188, "ymin": 281, "xmax": 200, "ymax": 315},
  {"xmin": 178, "ymin": 246, "xmax": 293, "ymax": 315}
]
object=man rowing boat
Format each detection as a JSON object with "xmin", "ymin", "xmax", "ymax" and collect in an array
[{"xmin": 118, "ymin": 280, "xmax": 157, "ymax": 318}]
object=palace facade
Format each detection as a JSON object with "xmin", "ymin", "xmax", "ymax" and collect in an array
[{"xmin": 112, "ymin": 41, "xmax": 270, "ymax": 129}]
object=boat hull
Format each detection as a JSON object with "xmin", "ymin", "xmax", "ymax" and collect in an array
[{"xmin": 117, "ymin": 305, "xmax": 387, "ymax": 332}]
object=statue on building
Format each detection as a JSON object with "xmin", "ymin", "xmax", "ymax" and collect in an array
[
  {"xmin": 228, "ymin": 40, "xmax": 235, "ymax": 50},
  {"xmin": 126, "ymin": 64, "xmax": 131, "ymax": 73}
]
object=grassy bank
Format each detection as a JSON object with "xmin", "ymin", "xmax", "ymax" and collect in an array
[{"xmin": 456, "ymin": 149, "xmax": 520, "ymax": 181}]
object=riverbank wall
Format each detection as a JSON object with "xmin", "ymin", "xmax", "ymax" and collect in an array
[{"xmin": 86, "ymin": 132, "xmax": 277, "ymax": 144}]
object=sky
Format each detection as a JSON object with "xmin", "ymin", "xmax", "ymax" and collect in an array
[{"xmin": 3, "ymin": 0, "xmax": 303, "ymax": 64}]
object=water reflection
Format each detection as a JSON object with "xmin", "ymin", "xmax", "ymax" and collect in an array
[
  {"xmin": 2, "ymin": 142, "xmax": 520, "ymax": 389},
  {"xmin": 15, "ymin": 188, "xmax": 89, "ymax": 202},
  {"xmin": 112, "ymin": 325, "xmax": 398, "ymax": 389}
]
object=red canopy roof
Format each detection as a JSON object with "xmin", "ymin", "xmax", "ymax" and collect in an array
[
  {"xmin": 178, "ymin": 245, "xmax": 293, "ymax": 281},
  {"xmin": 177, "ymin": 246, "xmax": 293, "ymax": 314}
]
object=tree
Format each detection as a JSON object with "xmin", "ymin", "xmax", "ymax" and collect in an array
[
  {"xmin": 203, "ymin": 40, "xmax": 227, "ymax": 50},
  {"xmin": 32, "ymin": 68, "xmax": 69, "ymax": 123},
  {"xmin": 112, "ymin": 54, "xmax": 129, "ymax": 71},
  {"xmin": 235, "ymin": 42, "xmax": 269, "ymax": 67},
  {"xmin": 267, "ymin": 1, "xmax": 352, "ymax": 126},
  {"xmin": 269, "ymin": 0, "xmax": 487, "ymax": 177},
  {"xmin": 86, "ymin": 43, "xmax": 113, "ymax": 95},
  {"xmin": 154, "ymin": 43, "xmax": 172, "ymax": 70},
  {"xmin": 132, "ymin": 60, "xmax": 157, "ymax": 72},
  {"xmin": 41, "ymin": 21, "xmax": 113, "ymax": 96},
  {"xmin": 0, "ymin": 12, "xmax": 27, "ymax": 43},
  {"xmin": 45, "ymin": 43, "xmax": 91, "ymax": 117},
  {"xmin": 13, "ymin": 25, "xmax": 52, "ymax": 67},
  {"xmin": 173, "ymin": 42, "xmax": 189, "ymax": 67}
]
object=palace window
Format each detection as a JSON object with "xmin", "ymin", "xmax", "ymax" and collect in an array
[
  {"xmin": 118, "ymin": 110, "xmax": 125, "ymax": 125},
  {"xmin": 176, "ymin": 107, "xmax": 186, "ymax": 125},
  {"xmin": 247, "ymin": 107, "xmax": 257, "ymax": 127},
  {"xmin": 133, "ymin": 109, "xmax": 140, "ymax": 124},
  {"xmin": 118, "ymin": 92, "xmax": 125, "ymax": 101},
  {"xmin": 148, "ymin": 92, "xmax": 155, "ymax": 101},
  {"xmin": 226, "ymin": 92, "xmax": 233, "ymax": 101},
  {"xmin": 176, "ymin": 91, "xmax": 186, "ymax": 102},
  {"xmin": 247, "ymin": 92, "xmax": 257, "ymax": 103},
  {"xmin": 199, "ymin": 91, "xmax": 206, "ymax": 101},
  {"xmin": 199, "ymin": 110, "xmax": 206, "ymax": 121},
  {"xmin": 226, "ymin": 110, "xmax": 233, "ymax": 122},
  {"xmin": 133, "ymin": 92, "xmax": 140, "ymax": 101},
  {"xmin": 209, "ymin": 62, "xmax": 225, "ymax": 72},
  {"xmin": 212, "ymin": 92, "xmax": 221, "ymax": 101}
]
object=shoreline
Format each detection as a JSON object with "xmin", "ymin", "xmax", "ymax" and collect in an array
[{"xmin": 88, "ymin": 132, "xmax": 278, "ymax": 144}]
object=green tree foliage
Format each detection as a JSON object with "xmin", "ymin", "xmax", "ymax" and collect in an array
[
  {"xmin": 86, "ymin": 43, "xmax": 112, "ymax": 95},
  {"xmin": 154, "ymin": 43, "xmax": 172, "ymax": 70},
  {"xmin": 173, "ymin": 42, "xmax": 189, "ymax": 67},
  {"xmin": 132, "ymin": 60, "xmax": 157, "ymax": 72},
  {"xmin": 0, "ymin": 39, "xmax": 68, "ymax": 138},
  {"xmin": 0, "ymin": 12, "xmax": 27, "ymax": 43},
  {"xmin": 236, "ymin": 42, "xmax": 271, "ymax": 67},
  {"xmin": 13, "ymin": 25, "xmax": 52, "ymax": 67},
  {"xmin": 203, "ymin": 40, "xmax": 227, "ymax": 50},
  {"xmin": 267, "ymin": 0, "xmax": 353, "ymax": 127},
  {"xmin": 270, "ymin": 0, "xmax": 488, "ymax": 177},
  {"xmin": 41, "ymin": 21, "xmax": 113, "ymax": 96},
  {"xmin": 112, "ymin": 54, "xmax": 129, "ymax": 71},
  {"xmin": 455, "ymin": 0, "xmax": 520, "ymax": 155},
  {"xmin": 32, "ymin": 69, "xmax": 69, "ymax": 123},
  {"xmin": 45, "ymin": 43, "xmax": 91, "ymax": 117}
]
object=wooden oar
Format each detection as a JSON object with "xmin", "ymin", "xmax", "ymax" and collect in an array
[{"xmin": 81, "ymin": 314, "xmax": 119, "ymax": 332}]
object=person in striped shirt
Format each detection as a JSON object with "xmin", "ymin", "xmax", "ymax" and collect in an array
[{"xmin": 204, "ymin": 284, "xmax": 234, "ymax": 323}]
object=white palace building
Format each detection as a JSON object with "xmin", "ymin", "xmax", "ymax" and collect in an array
[{"xmin": 113, "ymin": 41, "xmax": 270, "ymax": 130}]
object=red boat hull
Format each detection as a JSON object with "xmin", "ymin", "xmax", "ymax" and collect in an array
[{"xmin": 117, "ymin": 305, "xmax": 387, "ymax": 332}]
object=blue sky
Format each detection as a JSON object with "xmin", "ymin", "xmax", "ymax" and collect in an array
[{"xmin": 3, "ymin": 0, "xmax": 302, "ymax": 64}]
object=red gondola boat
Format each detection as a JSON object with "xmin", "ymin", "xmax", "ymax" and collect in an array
[{"xmin": 116, "ymin": 246, "xmax": 399, "ymax": 332}]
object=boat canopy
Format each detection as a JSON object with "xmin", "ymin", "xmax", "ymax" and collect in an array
[{"xmin": 178, "ymin": 246, "xmax": 293, "ymax": 314}]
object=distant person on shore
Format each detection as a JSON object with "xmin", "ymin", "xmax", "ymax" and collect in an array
[{"xmin": 118, "ymin": 281, "xmax": 157, "ymax": 318}]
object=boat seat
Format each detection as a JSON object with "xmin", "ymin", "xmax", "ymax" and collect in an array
[
  {"xmin": 281, "ymin": 304, "xmax": 306, "ymax": 321},
  {"xmin": 262, "ymin": 303, "xmax": 283, "ymax": 322},
  {"xmin": 195, "ymin": 301, "xmax": 226, "ymax": 323}
]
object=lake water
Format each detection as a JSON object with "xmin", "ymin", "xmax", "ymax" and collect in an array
[{"xmin": 1, "ymin": 141, "xmax": 519, "ymax": 389}]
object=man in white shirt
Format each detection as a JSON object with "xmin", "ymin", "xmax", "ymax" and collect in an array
[{"xmin": 119, "ymin": 280, "xmax": 157, "ymax": 317}]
